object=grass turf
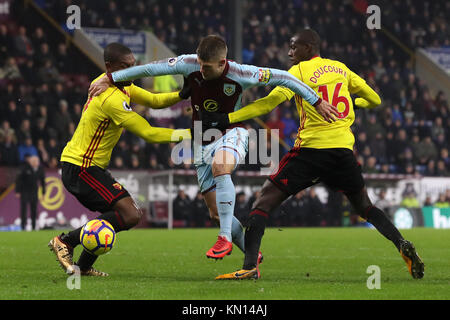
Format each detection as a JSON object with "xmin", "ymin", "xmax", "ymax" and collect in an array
[{"xmin": 0, "ymin": 227, "xmax": 449, "ymax": 300}]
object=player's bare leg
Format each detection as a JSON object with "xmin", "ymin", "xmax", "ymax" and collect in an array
[
  {"xmin": 216, "ymin": 180, "xmax": 288, "ymax": 279},
  {"xmin": 346, "ymin": 188, "xmax": 424, "ymax": 279}
]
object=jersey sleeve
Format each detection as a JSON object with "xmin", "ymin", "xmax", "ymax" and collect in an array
[
  {"xmin": 121, "ymin": 113, "xmax": 191, "ymax": 144},
  {"xmin": 101, "ymin": 92, "xmax": 137, "ymax": 126},
  {"xmin": 347, "ymin": 70, "xmax": 368, "ymax": 94},
  {"xmin": 111, "ymin": 54, "xmax": 200, "ymax": 82},
  {"xmin": 267, "ymin": 65, "xmax": 300, "ymax": 101},
  {"xmin": 129, "ymin": 84, "xmax": 181, "ymax": 109},
  {"xmin": 228, "ymin": 88, "xmax": 288, "ymax": 124},
  {"xmin": 228, "ymin": 62, "xmax": 320, "ymax": 106},
  {"xmin": 348, "ymin": 70, "xmax": 381, "ymax": 108}
]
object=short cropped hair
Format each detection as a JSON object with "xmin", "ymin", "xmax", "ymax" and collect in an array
[
  {"xmin": 295, "ymin": 29, "xmax": 321, "ymax": 53},
  {"xmin": 104, "ymin": 42, "xmax": 132, "ymax": 63},
  {"xmin": 196, "ymin": 35, "xmax": 228, "ymax": 61}
]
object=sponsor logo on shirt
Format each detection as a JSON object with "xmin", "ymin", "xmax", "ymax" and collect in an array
[{"xmin": 203, "ymin": 99, "xmax": 219, "ymax": 112}]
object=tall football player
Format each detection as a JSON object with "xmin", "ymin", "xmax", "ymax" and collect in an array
[{"xmin": 209, "ymin": 29, "xmax": 424, "ymax": 280}]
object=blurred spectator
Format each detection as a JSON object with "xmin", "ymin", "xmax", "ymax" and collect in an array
[
  {"xmin": 153, "ymin": 75, "xmax": 179, "ymax": 93},
  {"xmin": 173, "ymin": 189, "xmax": 192, "ymax": 226},
  {"xmin": 415, "ymin": 136, "xmax": 438, "ymax": 165},
  {"xmin": 436, "ymin": 160, "xmax": 449, "ymax": 176},
  {"xmin": 400, "ymin": 192, "xmax": 420, "ymax": 208},
  {"xmin": 424, "ymin": 159, "xmax": 436, "ymax": 176},
  {"xmin": 16, "ymin": 119, "xmax": 32, "ymax": 144},
  {"xmin": 307, "ymin": 188, "xmax": 325, "ymax": 226},
  {"xmin": 191, "ymin": 191, "xmax": 210, "ymax": 227},
  {"xmin": 423, "ymin": 195, "xmax": 433, "ymax": 207},
  {"xmin": 283, "ymin": 190, "xmax": 308, "ymax": 226},
  {"xmin": 0, "ymin": 133, "xmax": 18, "ymax": 165},
  {"xmin": 17, "ymin": 135, "xmax": 38, "ymax": 163},
  {"xmin": 0, "ymin": 120, "xmax": 16, "ymax": 143},
  {"xmin": 375, "ymin": 189, "xmax": 391, "ymax": 213},
  {"xmin": 0, "ymin": 57, "xmax": 22, "ymax": 80},
  {"xmin": 434, "ymin": 193, "xmax": 449, "ymax": 208},
  {"xmin": 234, "ymin": 191, "xmax": 248, "ymax": 224},
  {"xmin": 15, "ymin": 155, "xmax": 46, "ymax": 230},
  {"xmin": 13, "ymin": 26, "xmax": 33, "ymax": 58},
  {"xmin": 112, "ymin": 156, "xmax": 125, "ymax": 169}
]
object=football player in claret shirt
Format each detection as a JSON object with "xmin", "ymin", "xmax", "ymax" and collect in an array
[
  {"xmin": 48, "ymin": 43, "xmax": 191, "ymax": 276},
  {"xmin": 89, "ymin": 35, "xmax": 338, "ymax": 262},
  {"xmin": 210, "ymin": 29, "xmax": 424, "ymax": 280}
]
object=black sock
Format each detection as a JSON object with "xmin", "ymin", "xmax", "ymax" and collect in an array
[
  {"xmin": 60, "ymin": 211, "xmax": 127, "ymax": 249},
  {"xmin": 76, "ymin": 249, "xmax": 98, "ymax": 271},
  {"xmin": 365, "ymin": 206, "xmax": 404, "ymax": 250},
  {"xmin": 243, "ymin": 209, "xmax": 268, "ymax": 270},
  {"xmin": 60, "ymin": 227, "xmax": 83, "ymax": 249},
  {"xmin": 95, "ymin": 210, "xmax": 128, "ymax": 232}
]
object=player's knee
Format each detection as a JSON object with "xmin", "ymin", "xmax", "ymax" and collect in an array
[
  {"xmin": 251, "ymin": 196, "xmax": 272, "ymax": 214},
  {"xmin": 121, "ymin": 207, "xmax": 143, "ymax": 227}
]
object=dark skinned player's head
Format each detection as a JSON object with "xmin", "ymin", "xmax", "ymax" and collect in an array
[
  {"xmin": 196, "ymin": 35, "xmax": 228, "ymax": 80},
  {"xmin": 288, "ymin": 29, "xmax": 321, "ymax": 65},
  {"xmin": 104, "ymin": 43, "xmax": 136, "ymax": 73}
]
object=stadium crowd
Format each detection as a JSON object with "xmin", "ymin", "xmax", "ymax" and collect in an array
[
  {"xmin": 1, "ymin": 0, "xmax": 449, "ymax": 176},
  {"xmin": 0, "ymin": 1, "xmax": 449, "ymax": 226}
]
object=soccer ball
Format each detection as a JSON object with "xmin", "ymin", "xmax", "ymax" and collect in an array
[{"xmin": 80, "ymin": 219, "xmax": 116, "ymax": 256}]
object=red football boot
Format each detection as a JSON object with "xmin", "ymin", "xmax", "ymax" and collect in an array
[{"xmin": 206, "ymin": 236, "xmax": 233, "ymax": 259}]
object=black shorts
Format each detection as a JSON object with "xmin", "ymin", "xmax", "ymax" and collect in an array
[
  {"xmin": 269, "ymin": 147, "xmax": 365, "ymax": 196},
  {"xmin": 61, "ymin": 162, "xmax": 130, "ymax": 213}
]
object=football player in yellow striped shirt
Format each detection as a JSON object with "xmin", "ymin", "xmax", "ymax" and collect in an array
[
  {"xmin": 48, "ymin": 43, "xmax": 191, "ymax": 276},
  {"xmin": 212, "ymin": 29, "xmax": 424, "ymax": 280}
]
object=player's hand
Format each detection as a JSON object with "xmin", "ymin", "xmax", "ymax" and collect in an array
[
  {"xmin": 88, "ymin": 74, "xmax": 111, "ymax": 97},
  {"xmin": 178, "ymin": 77, "xmax": 191, "ymax": 99},
  {"xmin": 315, "ymin": 100, "xmax": 339, "ymax": 123},
  {"xmin": 201, "ymin": 112, "xmax": 230, "ymax": 131}
]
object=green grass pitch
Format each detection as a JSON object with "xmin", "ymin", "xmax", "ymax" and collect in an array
[{"xmin": 0, "ymin": 227, "xmax": 449, "ymax": 300}]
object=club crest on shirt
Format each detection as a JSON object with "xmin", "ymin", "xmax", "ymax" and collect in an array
[
  {"xmin": 223, "ymin": 83, "xmax": 236, "ymax": 96},
  {"xmin": 112, "ymin": 182, "xmax": 123, "ymax": 190},
  {"xmin": 123, "ymin": 101, "xmax": 132, "ymax": 111}
]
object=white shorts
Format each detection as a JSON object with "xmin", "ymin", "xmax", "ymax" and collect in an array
[{"xmin": 194, "ymin": 127, "xmax": 249, "ymax": 193}]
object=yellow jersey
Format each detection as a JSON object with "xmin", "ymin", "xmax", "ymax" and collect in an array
[
  {"xmin": 273, "ymin": 56, "xmax": 368, "ymax": 150},
  {"xmin": 61, "ymin": 73, "xmax": 182, "ymax": 169}
]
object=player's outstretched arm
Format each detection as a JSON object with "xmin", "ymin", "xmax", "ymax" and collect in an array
[
  {"xmin": 234, "ymin": 63, "xmax": 339, "ymax": 122},
  {"xmin": 200, "ymin": 89, "xmax": 286, "ymax": 131},
  {"xmin": 229, "ymin": 89, "xmax": 287, "ymax": 123},
  {"xmin": 349, "ymin": 70, "xmax": 381, "ymax": 109},
  {"xmin": 89, "ymin": 55, "xmax": 198, "ymax": 97},
  {"xmin": 122, "ymin": 113, "xmax": 191, "ymax": 144},
  {"xmin": 354, "ymin": 85, "xmax": 382, "ymax": 109}
]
